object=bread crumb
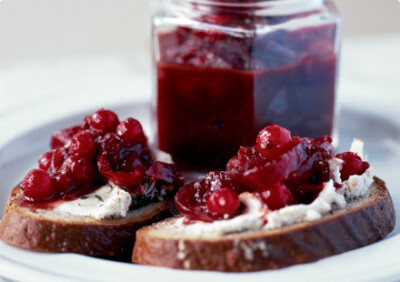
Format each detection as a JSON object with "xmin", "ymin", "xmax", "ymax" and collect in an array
[
  {"xmin": 234, "ymin": 240, "xmax": 269, "ymax": 261},
  {"xmin": 234, "ymin": 240, "xmax": 254, "ymax": 261},
  {"xmin": 183, "ymin": 260, "xmax": 191, "ymax": 269},
  {"xmin": 241, "ymin": 242, "xmax": 254, "ymax": 261},
  {"xmin": 177, "ymin": 252, "xmax": 186, "ymax": 260},
  {"xmin": 177, "ymin": 240, "xmax": 186, "ymax": 260},
  {"xmin": 255, "ymin": 240, "xmax": 269, "ymax": 257},
  {"xmin": 178, "ymin": 240, "xmax": 185, "ymax": 251}
]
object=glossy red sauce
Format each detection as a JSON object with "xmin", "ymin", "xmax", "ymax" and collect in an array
[
  {"xmin": 174, "ymin": 125, "xmax": 369, "ymax": 223},
  {"xmin": 17, "ymin": 109, "xmax": 185, "ymax": 209}
]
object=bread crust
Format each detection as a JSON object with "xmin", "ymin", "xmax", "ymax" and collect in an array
[
  {"xmin": 0, "ymin": 186, "xmax": 172, "ymax": 260},
  {"xmin": 132, "ymin": 178, "xmax": 396, "ymax": 271}
]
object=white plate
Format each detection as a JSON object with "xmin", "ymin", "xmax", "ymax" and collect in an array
[{"xmin": 0, "ymin": 103, "xmax": 399, "ymax": 282}]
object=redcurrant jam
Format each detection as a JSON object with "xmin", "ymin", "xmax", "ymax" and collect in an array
[
  {"xmin": 18, "ymin": 109, "xmax": 184, "ymax": 207},
  {"xmin": 154, "ymin": 1, "xmax": 340, "ymax": 171},
  {"xmin": 175, "ymin": 125, "xmax": 369, "ymax": 222}
]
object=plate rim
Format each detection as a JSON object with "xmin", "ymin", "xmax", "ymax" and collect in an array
[{"xmin": 0, "ymin": 102, "xmax": 399, "ymax": 282}]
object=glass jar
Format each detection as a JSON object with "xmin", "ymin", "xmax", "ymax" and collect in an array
[{"xmin": 152, "ymin": 0, "xmax": 341, "ymax": 171}]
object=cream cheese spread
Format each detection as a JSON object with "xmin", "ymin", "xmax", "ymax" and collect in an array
[
  {"xmin": 54, "ymin": 183, "xmax": 132, "ymax": 220},
  {"xmin": 263, "ymin": 180, "xmax": 346, "ymax": 229},
  {"xmin": 342, "ymin": 168, "xmax": 374, "ymax": 199},
  {"xmin": 173, "ymin": 193, "xmax": 267, "ymax": 236}
]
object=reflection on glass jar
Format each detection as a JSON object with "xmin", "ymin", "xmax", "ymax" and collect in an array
[{"xmin": 153, "ymin": 0, "xmax": 341, "ymax": 171}]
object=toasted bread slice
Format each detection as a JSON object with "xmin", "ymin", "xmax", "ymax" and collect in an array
[
  {"xmin": 132, "ymin": 178, "xmax": 395, "ymax": 271},
  {"xmin": 0, "ymin": 186, "xmax": 172, "ymax": 260}
]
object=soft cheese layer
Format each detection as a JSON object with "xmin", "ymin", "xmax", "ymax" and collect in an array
[
  {"xmin": 173, "ymin": 193, "xmax": 267, "ymax": 236},
  {"xmin": 54, "ymin": 183, "xmax": 132, "ymax": 220},
  {"xmin": 264, "ymin": 180, "xmax": 346, "ymax": 229}
]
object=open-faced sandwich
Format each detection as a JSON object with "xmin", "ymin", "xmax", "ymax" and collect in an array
[
  {"xmin": 132, "ymin": 125, "xmax": 396, "ymax": 271},
  {"xmin": 0, "ymin": 109, "xmax": 184, "ymax": 260}
]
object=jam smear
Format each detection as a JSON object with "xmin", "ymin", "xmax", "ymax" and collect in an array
[
  {"xmin": 175, "ymin": 125, "xmax": 369, "ymax": 222},
  {"xmin": 19, "ymin": 109, "xmax": 184, "ymax": 208}
]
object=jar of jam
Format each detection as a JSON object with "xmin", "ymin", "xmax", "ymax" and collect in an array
[{"xmin": 153, "ymin": 0, "xmax": 341, "ymax": 171}]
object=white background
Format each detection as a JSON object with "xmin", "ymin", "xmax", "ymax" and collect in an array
[{"xmin": 0, "ymin": 0, "xmax": 399, "ymax": 62}]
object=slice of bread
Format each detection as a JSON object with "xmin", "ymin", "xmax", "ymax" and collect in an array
[
  {"xmin": 0, "ymin": 186, "xmax": 172, "ymax": 261},
  {"xmin": 132, "ymin": 178, "xmax": 396, "ymax": 271}
]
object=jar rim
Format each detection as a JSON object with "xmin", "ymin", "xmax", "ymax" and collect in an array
[
  {"xmin": 172, "ymin": 0, "xmax": 324, "ymax": 8},
  {"xmin": 167, "ymin": 0, "xmax": 326, "ymax": 15}
]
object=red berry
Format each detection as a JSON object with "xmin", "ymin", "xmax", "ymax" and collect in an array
[
  {"xmin": 260, "ymin": 182, "xmax": 293, "ymax": 210},
  {"xmin": 336, "ymin": 152, "xmax": 370, "ymax": 181},
  {"xmin": 69, "ymin": 132, "xmax": 96, "ymax": 160},
  {"xmin": 50, "ymin": 148, "xmax": 67, "ymax": 173},
  {"xmin": 119, "ymin": 152, "xmax": 144, "ymax": 173},
  {"xmin": 87, "ymin": 109, "xmax": 119, "ymax": 134},
  {"xmin": 64, "ymin": 157, "xmax": 95, "ymax": 184},
  {"xmin": 21, "ymin": 169, "xmax": 54, "ymax": 201},
  {"xmin": 97, "ymin": 133, "xmax": 122, "ymax": 168},
  {"xmin": 97, "ymin": 154, "xmax": 144, "ymax": 189},
  {"xmin": 174, "ymin": 171, "xmax": 246, "ymax": 222},
  {"xmin": 51, "ymin": 172, "xmax": 73, "ymax": 194},
  {"xmin": 207, "ymin": 187, "xmax": 240, "ymax": 215},
  {"xmin": 227, "ymin": 140, "xmax": 308, "ymax": 192},
  {"xmin": 38, "ymin": 151, "xmax": 53, "ymax": 171},
  {"xmin": 116, "ymin": 118, "xmax": 145, "ymax": 145},
  {"xmin": 256, "ymin": 125, "xmax": 291, "ymax": 159}
]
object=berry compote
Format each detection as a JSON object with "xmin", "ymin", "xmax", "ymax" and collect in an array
[
  {"xmin": 154, "ymin": 0, "xmax": 341, "ymax": 170},
  {"xmin": 19, "ymin": 109, "xmax": 184, "ymax": 209},
  {"xmin": 175, "ymin": 125, "xmax": 370, "ymax": 222}
]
